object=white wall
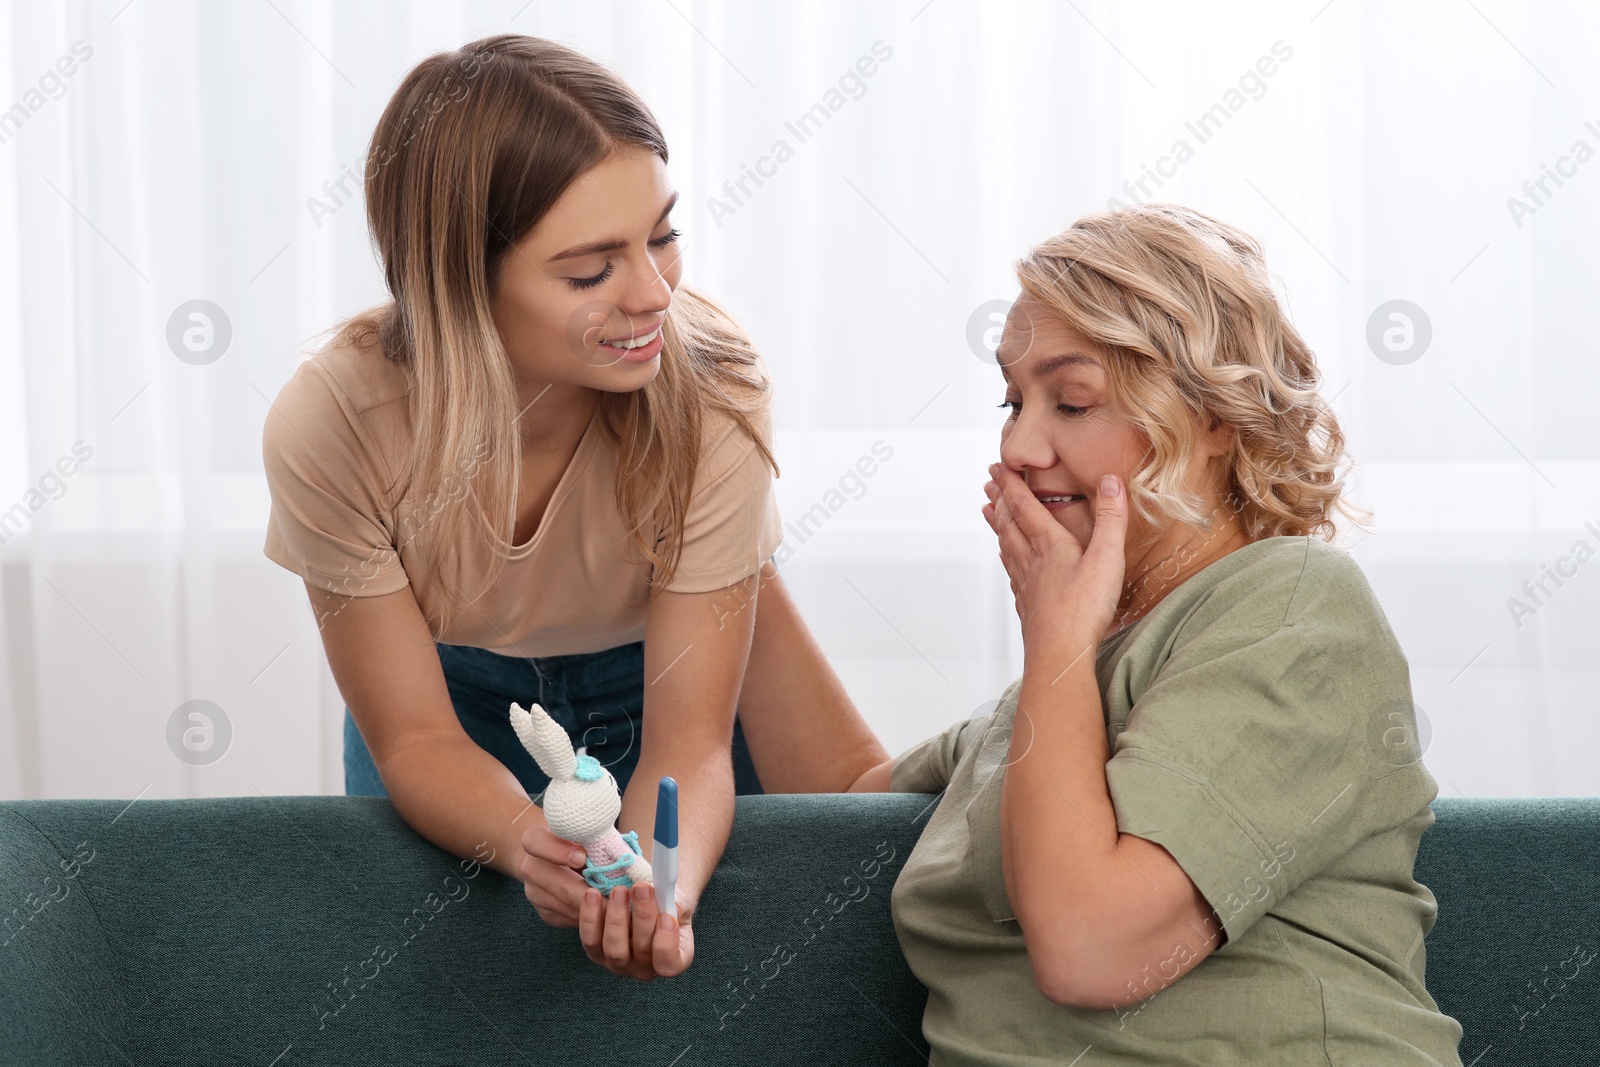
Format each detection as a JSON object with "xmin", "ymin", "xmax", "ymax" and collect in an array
[{"xmin": 2, "ymin": 0, "xmax": 1596, "ymax": 799}]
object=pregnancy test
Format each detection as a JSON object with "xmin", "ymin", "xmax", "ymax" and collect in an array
[{"xmin": 653, "ymin": 776, "xmax": 678, "ymax": 924}]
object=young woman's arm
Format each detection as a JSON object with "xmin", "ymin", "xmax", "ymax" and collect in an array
[
  {"xmin": 571, "ymin": 565, "xmax": 768, "ymax": 979},
  {"xmin": 616, "ymin": 567, "xmax": 766, "ymax": 920},
  {"xmin": 579, "ymin": 562, "xmax": 890, "ymax": 979},
  {"xmin": 735, "ymin": 563, "xmax": 891, "ymax": 793},
  {"xmin": 307, "ymin": 581, "xmax": 587, "ymax": 910}
]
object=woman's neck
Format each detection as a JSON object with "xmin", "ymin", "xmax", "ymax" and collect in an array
[
  {"xmin": 517, "ymin": 381, "xmax": 601, "ymax": 459},
  {"xmin": 1112, "ymin": 521, "xmax": 1252, "ymax": 635}
]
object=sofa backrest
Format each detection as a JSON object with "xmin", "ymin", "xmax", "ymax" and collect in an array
[
  {"xmin": 1, "ymin": 793, "xmax": 934, "ymax": 1066},
  {"xmin": 1, "ymin": 794, "xmax": 1596, "ymax": 1065},
  {"xmin": 1413, "ymin": 796, "xmax": 1600, "ymax": 1064}
]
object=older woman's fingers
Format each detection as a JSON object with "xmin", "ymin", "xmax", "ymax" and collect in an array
[
  {"xmin": 983, "ymin": 501, "xmax": 1025, "ymax": 587},
  {"xmin": 1001, "ymin": 479, "xmax": 1060, "ymax": 550},
  {"xmin": 984, "ymin": 508, "xmax": 1019, "ymax": 585},
  {"xmin": 993, "ymin": 486, "xmax": 1034, "ymax": 568},
  {"xmin": 985, "ymin": 487, "xmax": 1035, "ymax": 591}
]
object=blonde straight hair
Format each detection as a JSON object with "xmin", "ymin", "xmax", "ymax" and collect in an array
[
  {"xmin": 324, "ymin": 34, "xmax": 777, "ymax": 637},
  {"xmin": 1016, "ymin": 204, "xmax": 1371, "ymax": 543}
]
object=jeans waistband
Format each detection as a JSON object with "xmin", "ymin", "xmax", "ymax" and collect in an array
[{"xmin": 440, "ymin": 640, "xmax": 645, "ymax": 706}]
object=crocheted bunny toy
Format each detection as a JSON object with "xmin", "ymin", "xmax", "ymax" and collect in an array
[{"xmin": 509, "ymin": 700, "xmax": 652, "ymax": 897}]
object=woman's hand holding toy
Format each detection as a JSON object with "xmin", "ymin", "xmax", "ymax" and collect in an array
[
  {"xmin": 510, "ymin": 698, "xmax": 690, "ymax": 978},
  {"xmin": 516, "ymin": 818, "xmax": 597, "ymax": 928}
]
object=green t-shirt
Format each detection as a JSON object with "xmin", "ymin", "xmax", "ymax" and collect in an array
[{"xmin": 888, "ymin": 535, "xmax": 1465, "ymax": 1066}]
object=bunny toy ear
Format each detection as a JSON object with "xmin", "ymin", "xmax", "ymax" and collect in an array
[{"xmin": 509, "ymin": 701, "xmax": 576, "ymax": 782}]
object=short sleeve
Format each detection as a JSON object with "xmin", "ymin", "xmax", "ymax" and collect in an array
[
  {"xmin": 889, "ymin": 717, "xmax": 983, "ymax": 794},
  {"xmin": 1104, "ymin": 543, "xmax": 1417, "ymax": 945},
  {"xmin": 659, "ymin": 398, "xmax": 783, "ymax": 594},
  {"xmin": 890, "ymin": 678, "xmax": 1020, "ymax": 794},
  {"xmin": 261, "ymin": 361, "xmax": 409, "ymax": 598}
]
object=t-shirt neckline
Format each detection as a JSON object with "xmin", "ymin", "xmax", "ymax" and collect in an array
[
  {"xmin": 1098, "ymin": 535, "xmax": 1303, "ymax": 658},
  {"xmin": 509, "ymin": 404, "xmax": 604, "ymax": 557}
]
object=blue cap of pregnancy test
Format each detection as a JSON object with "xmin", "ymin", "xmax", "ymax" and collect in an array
[{"xmin": 654, "ymin": 776, "xmax": 678, "ymax": 848}]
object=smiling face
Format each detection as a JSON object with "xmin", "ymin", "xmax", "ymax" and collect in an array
[
  {"xmin": 994, "ymin": 297, "xmax": 1242, "ymax": 583},
  {"xmin": 489, "ymin": 146, "xmax": 684, "ymax": 397}
]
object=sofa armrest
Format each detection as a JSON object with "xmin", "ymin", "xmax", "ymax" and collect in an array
[{"xmin": 0, "ymin": 804, "xmax": 133, "ymax": 1065}]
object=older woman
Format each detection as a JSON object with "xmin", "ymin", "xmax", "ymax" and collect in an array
[{"xmin": 738, "ymin": 204, "xmax": 1465, "ymax": 1064}]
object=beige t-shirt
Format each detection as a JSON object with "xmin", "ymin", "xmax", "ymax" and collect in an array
[
  {"xmin": 889, "ymin": 535, "xmax": 1465, "ymax": 1066},
  {"xmin": 261, "ymin": 337, "xmax": 783, "ymax": 656}
]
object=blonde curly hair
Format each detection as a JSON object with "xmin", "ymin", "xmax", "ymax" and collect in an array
[{"xmin": 1014, "ymin": 203, "xmax": 1372, "ymax": 543}]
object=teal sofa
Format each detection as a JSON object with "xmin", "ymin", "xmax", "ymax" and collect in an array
[{"xmin": 2, "ymin": 793, "xmax": 1596, "ymax": 1064}]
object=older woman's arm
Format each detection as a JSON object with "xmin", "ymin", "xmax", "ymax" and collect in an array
[
  {"xmin": 985, "ymin": 465, "xmax": 1224, "ymax": 1010},
  {"xmin": 1002, "ymin": 635, "xmax": 1224, "ymax": 1010}
]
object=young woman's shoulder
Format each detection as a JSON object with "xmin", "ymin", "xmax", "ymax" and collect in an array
[
  {"xmin": 671, "ymin": 286, "xmax": 778, "ymax": 483},
  {"xmin": 689, "ymin": 392, "xmax": 776, "ymax": 502},
  {"xmin": 261, "ymin": 319, "xmax": 412, "ymax": 513},
  {"xmin": 281, "ymin": 321, "xmax": 413, "ymax": 421},
  {"xmin": 260, "ymin": 324, "xmax": 412, "ymax": 599}
]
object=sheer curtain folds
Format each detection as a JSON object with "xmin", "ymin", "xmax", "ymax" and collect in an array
[{"xmin": 2, "ymin": 0, "xmax": 1596, "ymax": 799}]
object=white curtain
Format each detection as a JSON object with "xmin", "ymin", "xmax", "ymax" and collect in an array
[{"xmin": 3, "ymin": 0, "xmax": 1596, "ymax": 800}]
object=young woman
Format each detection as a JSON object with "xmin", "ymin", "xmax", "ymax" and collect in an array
[
  {"xmin": 260, "ymin": 34, "xmax": 885, "ymax": 982},
  {"xmin": 744, "ymin": 205, "xmax": 1466, "ymax": 1062}
]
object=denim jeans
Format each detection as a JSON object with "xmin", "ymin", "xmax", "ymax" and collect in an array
[{"xmin": 342, "ymin": 639, "xmax": 764, "ymax": 798}]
